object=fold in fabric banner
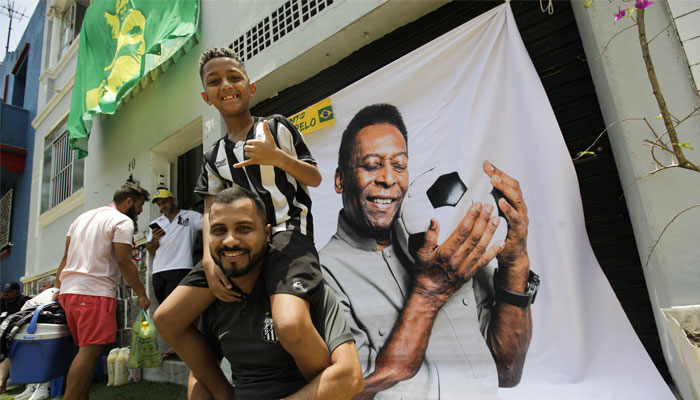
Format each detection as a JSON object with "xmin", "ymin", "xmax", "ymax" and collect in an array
[
  {"xmin": 67, "ymin": 0, "xmax": 199, "ymax": 158},
  {"xmin": 304, "ymin": 4, "xmax": 674, "ymax": 399}
]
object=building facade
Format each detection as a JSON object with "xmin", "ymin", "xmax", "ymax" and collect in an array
[
  {"xmin": 18, "ymin": 0, "xmax": 700, "ymax": 396},
  {"xmin": 0, "ymin": 0, "xmax": 45, "ymax": 289}
]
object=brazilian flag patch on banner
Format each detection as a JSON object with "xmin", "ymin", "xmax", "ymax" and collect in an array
[{"xmin": 288, "ymin": 98, "xmax": 335, "ymax": 135}]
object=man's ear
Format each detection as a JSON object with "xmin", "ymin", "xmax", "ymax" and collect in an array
[
  {"xmin": 249, "ymin": 82, "xmax": 257, "ymax": 98},
  {"xmin": 123, "ymin": 197, "xmax": 134, "ymax": 210},
  {"xmin": 265, "ymin": 224, "xmax": 272, "ymax": 242},
  {"xmin": 334, "ymin": 170, "xmax": 344, "ymax": 194},
  {"xmin": 200, "ymin": 91, "xmax": 211, "ymax": 105}
]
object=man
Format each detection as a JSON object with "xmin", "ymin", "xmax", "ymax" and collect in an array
[
  {"xmin": 320, "ymin": 104, "xmax": 538, "ymax": 398},
  {"xmin": 0, "ymin": 282, "xmax": 30, "ymax": 317},
  {"xmin": 154, "ymin": 187, "xmax": 363, "ymax": 400},
  {"xmin": 0, "ymin": 282, "xmax": 31, "ymax": 393},
  {"xmin": 54, "ymin": 182, "xmax": 151, "ymax": 400},
  {"xmin": 146, "ymin": 187, "xmax": 202, "ymax": 359}
]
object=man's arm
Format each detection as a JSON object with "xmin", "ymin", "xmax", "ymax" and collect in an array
[
  {"xmin": 355, "ymin": 202, "xmax": 503, "ymax": 397},
  {"xmin": 114, "ymin": 242, "xmax": 150, "ymax": 310},
  {"xmin": 482, "ymin": 161, "xmax": 533, "ymax": 387},
  {"xmin": 233, "ymin": 120, "xmax": 322, "ymax": 187},
  {"xmin": 51, "ymin": 237, "xmax": 72, "ymax": 301},
  {"xmin": 286, "ymin": 341, "xmax": 363, "ymax": 400},
  {"xmin": 154, "ymin": 285, "xmax": 232, "ymax": 400},
  {"xmin": 54, "ymin": 236, "xmax": 71, "ymax": 289}
]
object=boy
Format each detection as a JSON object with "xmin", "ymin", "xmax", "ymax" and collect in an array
[{"xmin": 159, "ymin": 47, "xmax": 329, "ymax": 384}]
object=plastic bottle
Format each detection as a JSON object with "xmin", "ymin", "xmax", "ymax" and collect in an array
[
  {"xmin": 139, "ymin": 320, "xmax": 162, "ymax": 368},
  {"xmin": 106, "ymin": 348, "xmax": 119, "ymax": 386},
  {"xmin": 114, "ymin": 347, "xmax": 130, "ymax": 386}
]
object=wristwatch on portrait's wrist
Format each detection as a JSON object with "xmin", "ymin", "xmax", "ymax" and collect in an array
[{"xmin": 493, "ymin": 268, "xmax": 540, "ymax": 308}]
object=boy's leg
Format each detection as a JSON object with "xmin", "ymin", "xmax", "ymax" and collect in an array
[
  {"xmin": 63, "ymin": 344, "xmax": 103, "ymax": 400},
  {"xmin": 154, "ymin": 285, "xmax": 233, "ymax": 399},
  {"xmin": 271, "ymin": 293, "xmax": 331, "ymax": 380},
  {"xmin": 267, "ymin": 231, "xmax": 330, "ymax": 380}
]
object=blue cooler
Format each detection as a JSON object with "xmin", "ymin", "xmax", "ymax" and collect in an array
[{"xmin": 8, "ymin": 302, "xmax": 78, "ymax": 383}]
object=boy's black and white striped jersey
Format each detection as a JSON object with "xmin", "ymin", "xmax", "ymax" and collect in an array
[{"xmin": 195, "ymin": 115, "xmax": 316, "ymax": 237}]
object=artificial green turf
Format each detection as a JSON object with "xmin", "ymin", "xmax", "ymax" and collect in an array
[{"xmin": 1, "ymin": 380, "xmax": 186, "ymax": 400}]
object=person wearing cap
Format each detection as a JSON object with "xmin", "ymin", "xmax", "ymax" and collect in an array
[
  {"xmin": 0, "ymin": 282, "xmax": 30, "ymax": 317},
  {"xmin": 146, "ymin": 187, "xmax": 202, "ymax": 359}
]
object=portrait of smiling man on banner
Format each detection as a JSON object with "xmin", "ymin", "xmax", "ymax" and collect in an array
[{"xmin": 320, "ymin": 103, "xmax": 537, "ymax": 399}]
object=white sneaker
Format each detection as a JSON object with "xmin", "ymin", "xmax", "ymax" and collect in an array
[
  {"xmin": 27, "ymin": 383, "xmax": 49, "ymax": 400},
  {"xmin": 14, "ymin": 384, "xmax": 36, "ymax": 400}
]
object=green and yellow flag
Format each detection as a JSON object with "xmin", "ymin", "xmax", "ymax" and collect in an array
[{"xmin": 67, "ymin": 0, "xmax": 199, "ymax": 158}]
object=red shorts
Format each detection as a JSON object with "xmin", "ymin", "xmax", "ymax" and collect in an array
[{"xmin": 59, "ymin": 294, "xmax": 117, "ymax": 346}]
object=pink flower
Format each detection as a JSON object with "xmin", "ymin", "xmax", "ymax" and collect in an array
[
  {"xmin": 635, "ymin": 0, "xmax": 654, "ymax": 10},
  {"xmin": 614, "ymin": 7, "xmax": 626, "ymax": 22}
]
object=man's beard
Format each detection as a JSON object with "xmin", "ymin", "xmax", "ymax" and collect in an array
[
  {"xmin": 125, "ymin": 205, "xmax": 139, "ymax": 230},
  {"xmin": 212, "ymin": 242, "xmax": 268, "ymax": 278}
]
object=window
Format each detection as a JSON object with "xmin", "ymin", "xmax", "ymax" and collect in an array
[
  {"xmin": 57, "ymin": 0, "xmax": 88, "ymax": 60},
  {"xmin": 41, "ymin": 125, "xmax": 85, "ymax": 213},
  {"xmin": 0, "ymin": 189, "xmax": 13, "ymax": 250},
  {"xmin": 231, "ymin": 0, "xmax": 334, "ymax": 61}
]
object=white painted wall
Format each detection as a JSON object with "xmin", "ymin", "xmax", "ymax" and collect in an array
[{"xmin": 570, "ymin": 1, "xmax": 700, "ymax": 397}]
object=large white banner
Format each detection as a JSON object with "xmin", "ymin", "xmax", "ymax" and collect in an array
[{"xmin": 301, "ymin": 3, "xmax": 673, "ymax": 399}]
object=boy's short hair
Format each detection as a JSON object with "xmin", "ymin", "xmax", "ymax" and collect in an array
[
  {"xmin": 336, "ymin": 103, "xmax": 408, "ymax": 174},
  {"xmin": 199, "ymin": 47, "xmax": 247, "ymax": 80},
  {"xmin": 211, "ymin": 186, "xmax": 268, "ymax": 225},
  {"xmin": 113, "ymin": 182, "xmax": 150, "ymax": 204}
]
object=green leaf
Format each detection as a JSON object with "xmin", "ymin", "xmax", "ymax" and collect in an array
[
  {"xmin": 576, "ymin": 150, "xmax": 597, "ymax": 158},
  {"xmin": 673, "ymin": 142, "xmax": 695, "ymax": 150}
]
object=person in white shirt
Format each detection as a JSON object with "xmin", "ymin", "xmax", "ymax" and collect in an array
[{"xmin": 146, "ymin": 188, "xmax": 203, "ymax": 359}]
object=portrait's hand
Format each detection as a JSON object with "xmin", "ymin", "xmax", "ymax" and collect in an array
[
  {"xmin": 483, "ymin": 160, "xmax": 529, "ymax": 269},
  {"xmin": 413, "ymin": 202, "xmax": 504, "ymax": 303},
  {"xmin": 203, "ymin": 259, "xmax": 243, "ymax": 303},
  {"xmin": 234, "ymin": 120, "xmax": 281, "ymax": 168}
]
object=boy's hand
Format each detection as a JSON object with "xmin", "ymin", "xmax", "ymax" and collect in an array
[
  {"xmin": 234, "ymin": 121, "xmax": 281, "ymax": 168},
  {"xmin": 203, "ymin": 259, "xmax": 243, "ymax": 302}
]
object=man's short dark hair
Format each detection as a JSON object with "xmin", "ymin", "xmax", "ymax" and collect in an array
[
  {"xmin": 337, "ymin": 103, "xmax": 408, "ymax": 174},
  {"xmin": 199, "ymin": 47, "xmax": 246, "ymax": 80},
  {"xmin": 113, "ymin": 182, "xmax": 150, "ymax": 204},
  {"xmin": 211, "ymin": 187, "xmax": 268, "ymax": 225}
]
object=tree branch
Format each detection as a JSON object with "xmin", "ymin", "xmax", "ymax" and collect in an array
[{"xmin": 646, "ymin": 204, "xmax": 700, "ymax": 267}]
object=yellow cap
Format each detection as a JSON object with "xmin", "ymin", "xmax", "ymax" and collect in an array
[{"xmin": 152, "ymin": 188, "xmax": 174, "ymax": 203}]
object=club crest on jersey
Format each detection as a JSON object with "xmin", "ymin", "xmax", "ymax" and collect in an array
[{"xmin": 262, "ymin": 315, "xmax": 278, "ymax": 343}]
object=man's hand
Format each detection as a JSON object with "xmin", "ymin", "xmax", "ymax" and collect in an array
[
  {"xmin": 234, "ymin": 120, "xmax": 282, "ymax": 168},
  {"xmin": 414, "ymin": 202, "xmax": 504, "ymax": 303},
  {"xmin": 137, "ymin": 292, "xmax": 150, "ymax": 310},
  {"xmin": 151, "ymin": 227, "xmax": 165, "ymax": 241},
  {"xmin": 483, "ymin": 160, "xmax": 529, "ymax": 270},
  {"xmin": 202, "ymin": 259, "xmax": 243, "ymax": 303}
]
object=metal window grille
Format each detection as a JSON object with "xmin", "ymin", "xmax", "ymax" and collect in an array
[
  {"xmin": 49, "ymin": 132, "xmax": 74, "ymax": 209},
  {"xmin": 0, "ymin": 189, "xmax": 12, "ymax": 250},
  {"xmin": 231, "ymin": 0, "xmax": 334, "ymax": 61}
]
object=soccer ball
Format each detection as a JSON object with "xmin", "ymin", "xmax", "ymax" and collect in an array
[
  {"xmin": 393, "ymin": 167, "xmax": 507, "ymax": 264},
  {"xmin": 394, "ymin": 167, "xmax": 471, "ymax": 264}
]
